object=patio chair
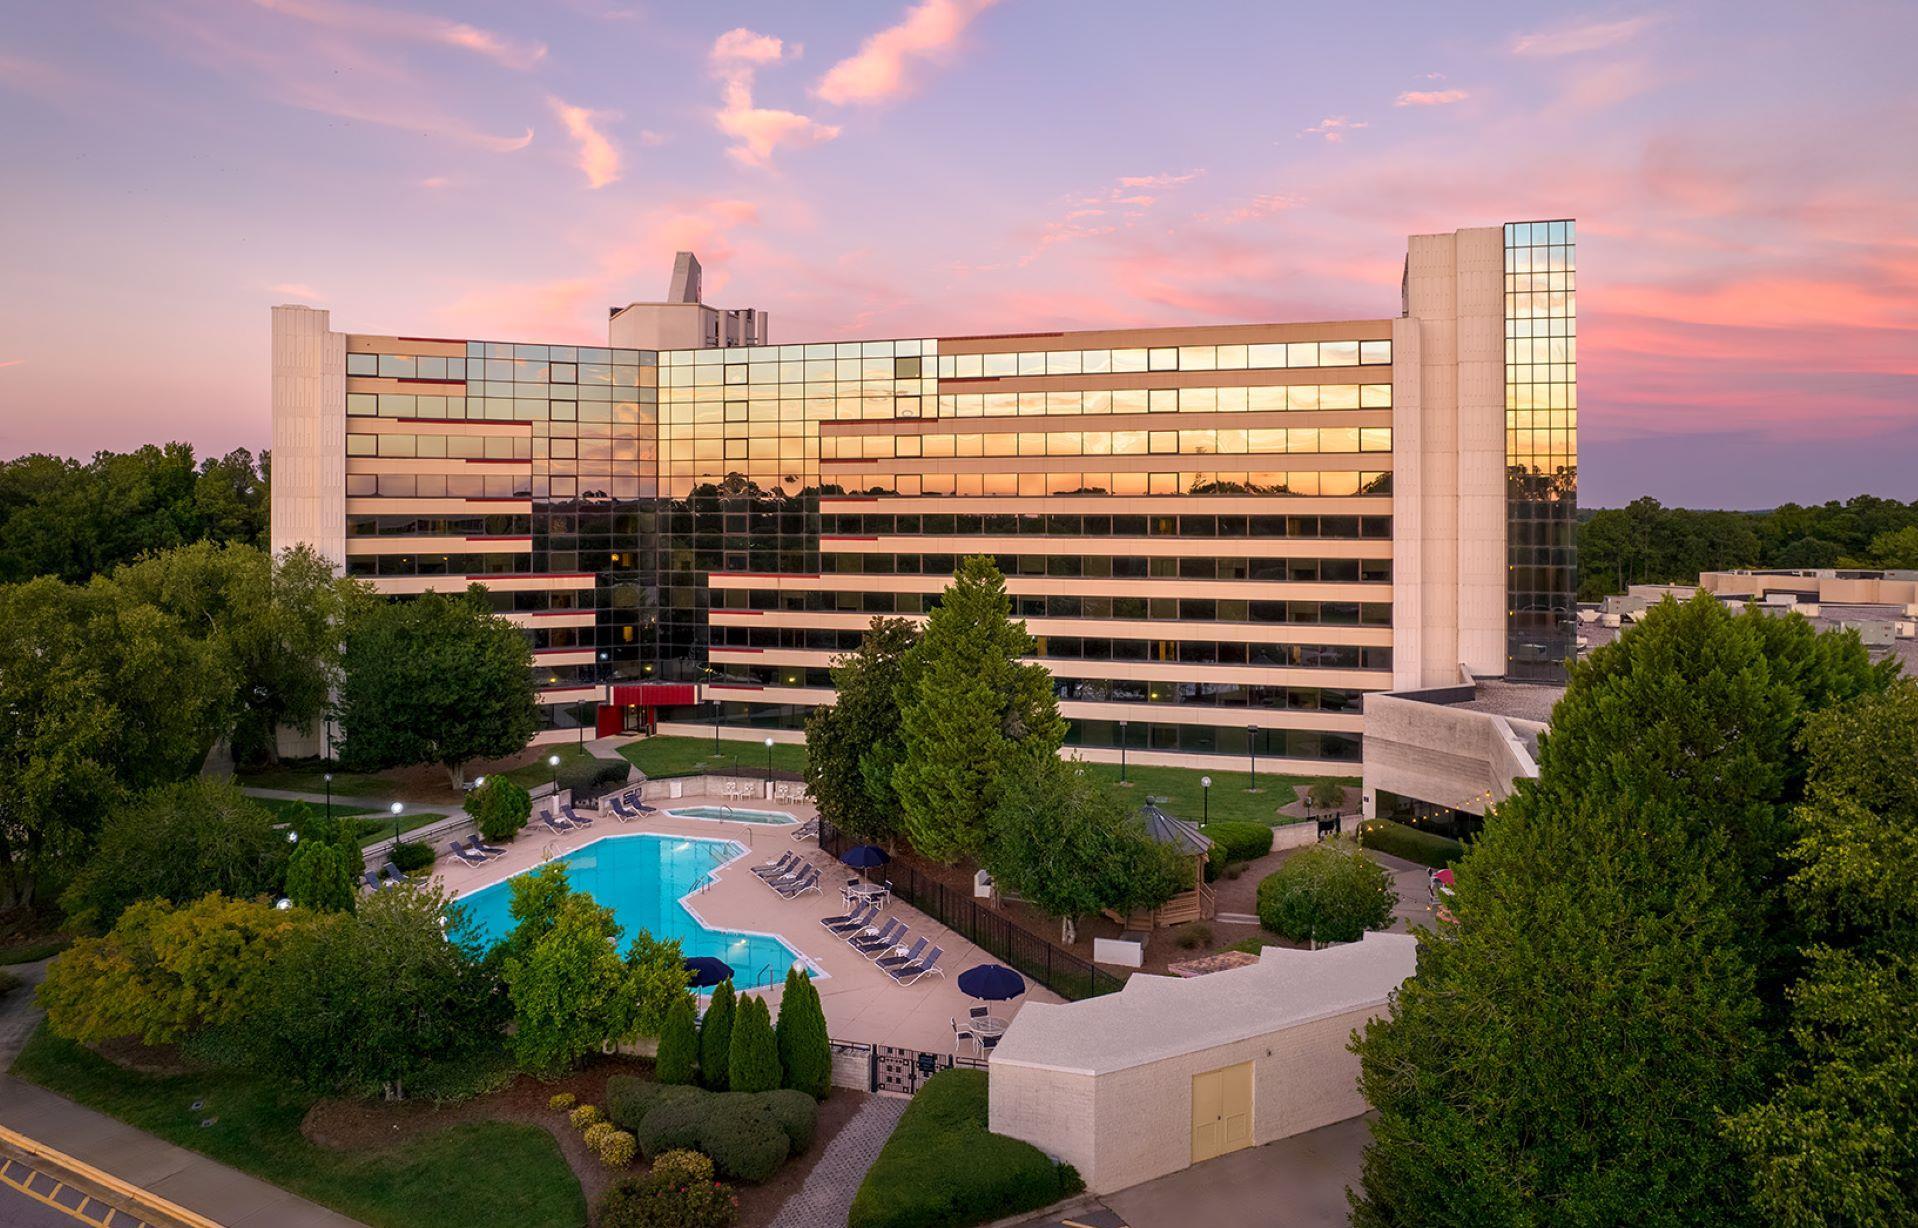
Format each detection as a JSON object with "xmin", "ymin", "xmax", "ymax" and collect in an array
[
  {"xmin": 559, "ymin": 803, "xmax": 595, "ymax": 828},
  {"xmin": 979, "ymin": 1033, "xmax": 1001, "ymax": 1055},
  {"xmin": 463, "ymin": 835, "xmax": 505, "ymax": 859},
  {"xmin": 773, "ymin": 867, "xmax": 820, "ymax": 899},
  {"xmin": 448, "ymin": 840, "xmax": 488, "ymax": 868},
  {"xmin": 751, "ymin": 851, "xmax": 797, "ymax": 880},
  {"xmin": 821, "ymin": 902, "xmax": 878, "ymax": 936},
  {"xmin": 849, "ymin": 919, "xmax": 906, "ymax": 956},
  {"xmin": 544, "ymin": 806, "xmax": 577, "ymax": 831},
  {"xmin": 378, "ymin": 862, "xmax": 407, "ymax": 887},
  {"xmin": 789, "ymin": 818, "xmax": 819, "ymax": 842},
  {"xmin": 606, "ymin": 796, "xmax": 638, "ymax": 821},
  {"xmin": 361, "ymin": 871, "xmax": 384, "ymax": 892},
  {"xmin": 629, "ymin": 792, "xmax": 659, "ymax": 814},
  {"xmin": 533, "ymin": 812, "xmax": 568, "ymax": 836},
  {"xmin": 951, "ymin": 1018, "xmax": 976, "ymax": 1056},
  {"xmin": 885, "ymin": 945, "xmax": 944, "ymax": 986},
  {"xmin": 871, "ymin": 934, "xmax": 925, "ymax": 968},
  {"xmin": 968, "ymin": 1005, "xmax": 990, "ymax": 1021}
]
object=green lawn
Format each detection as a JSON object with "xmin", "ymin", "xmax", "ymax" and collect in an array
[
  {"xmin": 495, "ymin": 743, "xmax": 618, "ymax": 790},
  {"xmin": 1080, "ymin": 761, "xmax": 1355, "ymax": 827},
  {"xmin": 0, "ymin": 934, "xmax": 70, "ymax": 965},
  {"xmin": 250, "ymin": 798, "xmax": 446, "ymax": 849},
  {"xmin": 617, "ymin": 735, "xmax": 809, "ymax": 780},
  {"xmin": 252, "ymin": 797, "xmax": 377, "ymax": 823},
  {"xmin": 236, "ymin": 762, "xmax": 408, "ymax": 799},
  {"xmin": 12, "ymin": 1026, "xmax": 585, "ymax": 1228}
]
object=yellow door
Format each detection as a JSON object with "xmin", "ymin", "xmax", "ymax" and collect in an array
[{"xmin": 1191, "ymin": 1061, "xmax": 1254, "ymax": 1163}]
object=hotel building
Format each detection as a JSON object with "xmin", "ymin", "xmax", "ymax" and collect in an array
[{"xmin": 271, "ymin": 223, "xmax": 1577, "ymax": 774}]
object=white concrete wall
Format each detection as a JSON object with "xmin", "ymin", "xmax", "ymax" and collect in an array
[
  {"xmin": 270, "ymin": 305, "xmax": 346, "ymax": 568},
  {"xmin": 1452, "ymin": 227, "xmax": 1507, "ymax": 678},
  {"xmin": 991, "ymin": 1006, "xmax": 1379, "ymax": 1195},
  {"xmin": 1361, "ymin": 693, "xmax": 1538, "ymax": 815}
]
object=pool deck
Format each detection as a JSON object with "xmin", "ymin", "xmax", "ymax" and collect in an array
[{"xmin": 427, "ymin": 793, "xmax": 1063, "ymax": 1055}]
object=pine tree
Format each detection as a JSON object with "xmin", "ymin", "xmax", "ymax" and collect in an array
[
  {"xmin": 804, "ymin": 617, "xmax": 917, "ymax": 843},
  {"xmin": 698, "ymin": 979, "xmax": 735, "ymax": 1091},
  {"xmin": 284, "ymin": 839, "xmax": 356, "ymax": 913},
  {"xmin": 728, "ymin": 995, "xmax": 781, "ymax": 1094},
  {"xmin": 775, "ymin": 969, "xmax": 832, "ymax": 1099},
  {"xmin": 654, "ymin": 993, "xmax": 699, "ymax": 1086},
  {"xmin": 894, "ymin": 556, "xmax": 1067, "ymax": 862}
]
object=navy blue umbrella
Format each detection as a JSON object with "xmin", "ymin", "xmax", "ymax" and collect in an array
[
  {"xmin": 956, "ymin": 964, "xmax": 1027, "ymax": 1002},
  {"xmin": 683, "ymin": 956, "xmax": 734, "ymax": 989},
  {"xmin": 838, "ymin": 844, "xmax": 891, "ymax": 869}
]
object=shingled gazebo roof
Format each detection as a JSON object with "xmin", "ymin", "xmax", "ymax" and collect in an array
[{"xmin": 1138, "ymin": 801, "xmax": 1213, "ymax": 856}]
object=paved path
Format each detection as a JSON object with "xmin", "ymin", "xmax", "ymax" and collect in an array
[
  {"xmin": 0, "ymin": 959, "xmax": 365, "ymax": 1228},
  {"xmin": 771, "ymin": 1094, "xmax": 909, "ymax": 1228}
]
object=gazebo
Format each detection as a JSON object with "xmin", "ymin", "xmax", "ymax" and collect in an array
[{"xmin": 1105, "ymin": 802, "xmax": 1215, "ymax": 929}]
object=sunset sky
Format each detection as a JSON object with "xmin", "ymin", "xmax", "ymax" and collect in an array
[{"xmin": 2, "ymin": 1, "xmax": 1913, "ymax": 507}]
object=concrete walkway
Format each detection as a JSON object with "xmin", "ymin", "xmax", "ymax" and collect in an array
[
  {"xmin": 0, "ymin": 960, "xmax": 365, "ymax": 1228},
  {"xmin": 770, "ymin": 1095, "xmax": 909, "ymax": 1228}
]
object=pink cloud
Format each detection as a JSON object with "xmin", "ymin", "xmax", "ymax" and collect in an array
[
  {"xmin": 1510, "ymin": 16, "xmax": 1659, "ymax": 57},
  {"xmin": 1209, "ymin": 193, "xmax": 1302, "ymax": 224},
  {"xmin": 711, "ymin": 28, "xmax": 788, "ymax": 67},
  {"xmin": 1396, "ymin": 89, "xmax": 1469, "ymax": 107},
  {"xmin": 1300, "ymin": 116, "xmax": 1366, "ymax": 143},
  {"xmin": 249, "ymin": 0, "xmax": 548, "ymax": 70},
  {"xmin": 268, "ymin": 282, "xmax": 325, "ymax": 301},
  {"xmin": 709, "ymin": 28, "xmax": 840, "ymax": 167},
  {"xmin": 1117, "ymin": 171, "xmax": 1204, "ymax": 188},
  {"xmin": 548, "ymin": 95, "xmax": 622, "ymax": 188},
  {"xmin": 816, "ymin": 0, "xmax": 1001, "ymax": 106},
  {"xmin": 0, "ymin": 359, "xmax": 24, "ymax": 370}
]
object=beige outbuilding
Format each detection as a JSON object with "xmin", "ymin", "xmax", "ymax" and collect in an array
[{"xmin": 987, "ymin": 931, "xmax": 1417, "ymax": 1195}]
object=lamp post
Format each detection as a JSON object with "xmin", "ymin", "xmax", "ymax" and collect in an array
[
  {"xmin": 1118, "ymin": 720, "xmax": 1129, "ymax": 785},
  {"xmin": 389, "ymin": 800, "xmax": 404, "ymax": 848},
  {"xmin": 548, "ymin": 753, "xmax": 561, "ymax": 802},
  {"xmin": 1201, "ymin": 775, "xmax": 1211, "ymax": 825},
  {"xmin": 322, "ymin": 772, "xmax": 332, "ymax": 821},
  {"xmin": 1247, "ymin": 725, "xmax": 1260, "ymax": 793},
  {"xmin": 764, "ymin": 735, "xmax": 775, "ymax": 796}
]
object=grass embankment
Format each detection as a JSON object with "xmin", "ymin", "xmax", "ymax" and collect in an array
[
  {"xmin": 12, "ymin": 1026, "xmax": 585, "ymax": 1228},
  {"xmin": 250, "ymin": 798, "xmax": 447, "ymax": 849},
  {"xmin": 235, "ymin": 762, "xmax": 403, "ymax": 798},
  {"xmin": 1081, "ymin": 761, "xmax": 1355, "ymax": 827},
  {"xmin": 617, "ymin": 735, "xmax": 809, "ymax": 780},
  {"xmin": 496, "ymin": 743, "xmax": 621, "ymax": 791}
]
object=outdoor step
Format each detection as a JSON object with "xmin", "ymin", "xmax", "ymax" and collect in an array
[{"xmin": 1217, "ymin": 911, "xmax": 1259, "ymax": 925}]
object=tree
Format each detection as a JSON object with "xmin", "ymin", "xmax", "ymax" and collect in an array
[
  {"xmin": 984, "ymin": 756, "xmax": 1187, "ymax": 941},
  {"xmin": 1349, "ymin": 595, "xmax": 1890, "ymax": 1228},
  {"xmin": 1866, "ymin": 524, "xmax": 1918, "ymax": 569},
  {"xmin": 1254, "ymin": 839, "xmax": 1396, "ymax": 943},
  {"xmin": 655, "ymin": 994, "xmax": 700, "ymax": 1086},
  {"xmin": 619, "ymin": 930, "xmax": 692, "ymax": 1042},
  {"xmin": 804, "ymin": 617, "xmax": 917, "ymax": 844},
  {"xmin": 464, "ymin": 775, "xmax": 534, "ymax": 843},
  {"xmin": 728, "ymin": 995, "xmax": 781, "ymax": 1094},
  {"xmin": 60, "ymin": 778, "xmax": 291, "ymax": 932},
  {"xmin": 894, "ymin": 557, "xmax": 1067, "ymax": 862},
  {"xmin": 284, "ymin": 839, "xmax": 357, "ymax": 913},
  {"xmin": 337, "ymin": 586, "xmax": 537, "ymax": 788},
  {"xmin": 1727, "ymin": 680, "xmax": 1918, "ymax": 1225},
  {"xmin": 700, "ymin": 980, "xmax": 737, "ymax": 1091},
  {"xmin": 38, "ymin": 894, "xmax": 311, "ymax": 1046},
  {"xmin": 1307, "ymin": 780, "xmax": 1349, "ymax": 811},
  {"xmin": 775, "ymin": 968, "xmax": 832, "ymax": 1100},
  {"xmin": 486, "ymin": 861, "xmax": 573, "ymax": 970},
  {"xmin": 243, "ymin": 883, "xmax": 501, "ymax": 1098},
  {"xmin": 504, "ymin": 891, "xmax": 629, "ymax": 1075}
]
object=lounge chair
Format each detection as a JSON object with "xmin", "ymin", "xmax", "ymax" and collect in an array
[
  {"xmin": 559, "ymin": 803, "xmax": 594, "ymax": 828},
  {"xmin": 751, "ymin": 851, "xmax": 797, "ymax": 880},
  {"xmin": 629, "ymin": 794, "xmax": 659, "ymax": 814},
  {"xmin": 464, "ymin": 835, "xmax": 506, "ymax": 859},
  {"xmin": 448, "ymin": 840, "xmax": 488, "ymax": 867},
  {"xmin": 789, "ymin": 818, "xmax": 820, "ymax": 841},
  {"xmin": 766, "ymin": 861, "xmax": 814, "ymax": 891},
  {"xmin": 533, "ymin": 812, "xmax": 568, "ymax": 836},
  {"xmin": 378, "ymin": 862, "xmax": 407, "ymax": 887},
  {"xmin": 870, "ymin": 933, "xmax": 924, "ymax": 967},
  {"xmin": 361, "ymin": 870, "xmax": 384, "ymax": 892},
  {"xmin": 820, "ymin": 902, "xmax": 878, "ymax": 936},
  {"xmin": 884, "ymin": 945, "xmax": 944, "ymax": 986},
  {"xmin": 849, "ymin": 918, "xmax": 906, "ymax": 955},
  {"xmin": 773, "ymin": 867, "xmax": 820, "ymax": 898},
  {"xmin": 606, "ymin": 796, "xmax": 638, "ymax": 821}
]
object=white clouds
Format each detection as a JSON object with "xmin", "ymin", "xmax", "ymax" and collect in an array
[
  {"xmin": 268, "ymin": 282, "xmax": 325, "ymax": 301},
  {"xmin": 1117, "ymin": 170, "xmax": 1204, "ymax": 189},
  {"xmin": 1396, "ymin": 88, "xmax": 1469, "ymax": 107},
  {"xmin": 815, "ymin": 0, "xmax": 1000, "ymax": 106},
  {"xmin": 249, "ymin": 0, "xmax": 547, "ymax": 70},
  {"xmin": 549, "ymin": 95, "xmax": 621, "ymax": 188},
  {"xmin": 1510, "ymin": 15, "xmax": 1659, "ymax": 57},
  {"xmin": 710, "ymin": 28, "xmax": 840, "ymax": 167},
  {"xmin": 1212, "ymin": 193, "xmax": 1302, "ymax": 224},
  {"xmin": 1300, "ymin": 116, "xmax": 1367, "ymax": 143}
]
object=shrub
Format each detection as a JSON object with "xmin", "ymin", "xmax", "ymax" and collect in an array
[
  {"xmin": 549, "ymin": 1091, "xmax": 577, "ymax": 1112},
  {"xmin": 698, "ymin": 981, "xmax": 735, "ymax": 1091},
  {"xmin": 699, "ymin": 1098, "xmax": 790, "ymax": 1183},
  {"xmin": 656, "ymin": 994, "xmax": 700, "ymax": 1086},
  {"xmin": 557, "ymin": 755, "xmax": 629, "ymax": 798},
  {"xmin": 465, "ymin": 776, "xmax": 533, "ymax": 843},
  {"xmin": 635, "ymin": 1095, "xmax": 711, "ymax": 1160},
  {"xmin": 609, "ymin": 1077, "xmax": 705, "ymax": 1133},
  {"xmin": 1203, "ymin": 820, "xmax": 1274, "ymax": 865},
  {"xmin": 571, "ymin": 1103, "xmax": 603, "ymax": 1130},
  {"xmin": 1173, "ymin": 922, "xmax": 1212, "ymax": 950},
  {"xmin": 727, "ymin": 996, "xmax": 780, "ymax": 1094},
  {"xmin": 773, "ymin": 969, "xmax": 831, "ymax": 1100},
  {"xmin": 584, "ymin": 1121, "xmax": 617, "ymax": 1149},
  {"xmin": 850, "ymin": 1069, "xmax": 1082, "ymax": 1228},
  {"xmin": 756, "ymin": 1089, "xmax": 818, "ymax": 1153},
  {"xmin": 285, "ymin": 839, "xmax": 357, "ymax": 913},
  {"xmin": 598, "ymin": 1171, "xmax": 738, "ymax": 1228},
  {"xmin": 652, "ymin": 1149, "xmax": 714, "ymax": 1185},
  {"xmin": 1357, "ymin": 818, "xmax": 1464, "ymax": 868},
  {"xmin": 390, "ymin": 840, "xmax": 435, "ymax": 873},
  {"xmin": 1307, "ymin": 780, "xmax": 1350, "ymax": 810},
  {"xmin": 1256, "ymin": 839, "xmax": 1398, "ymax": 944},
  {"xmin": 596, "ymin": 1129, "xmax": 638, "ymax": 1169}
]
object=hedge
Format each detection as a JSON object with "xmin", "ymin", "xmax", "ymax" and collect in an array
[
  {"xmin": 390, "ymin": 840, "xmax": 436, "ymax": 873},
  {"xmin": 1255, "ymin": 839, "xmax": 1397, "ymax": 944},
  {"xmin": 1357, "ymin": 818, "xmax": 1464, "ymax": 868},
  {"xmin": 849, "ymin": 1070, "xmax": 1082, "ymax": 1228},
  {"xmin": 558, "ymin": 755, "xmax": 631, "ymax": 799},
  {"xmin": 1203, "ymin": 820, "xmax": 1274, "ymax": 865},
  {"xmin": 606, "ymin": 1079, "xmax": 817, "ymax": 1184}
]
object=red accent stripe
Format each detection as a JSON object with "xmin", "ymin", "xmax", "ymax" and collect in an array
[
  {"xmin": 819, "ymin": 535, "xmax": 880, "ymax": 542},
  {"xmin": 397, "ymin": 336, "xmax": 468, "ymax": 344},
  {"xmin": 710, "ymin": 647, "xmax": 765, "ymax": 654},
  {"xmin": 711, "ymin": 609, "xmax": 764, "ymax": 616},
  {"xmin": 527, "ymin": 610, "xmax": 589, "ymax": 618},
  {"xmin": 465, "ymin": 458, "xmax": 531, "ymax": 465},
  {"xmin": 820, "ymin": 497, "xmax": 881, "ymax": 504},
  {"xmin": 712, "ymin": 571, "xmax": 823, "ymax": 580},
  {"xmin": 396, "ymin": 417, "xmax": 530, "ymax": 427},
  {"xmin": 939, "ymin": 330, "xmax": 1066, "ymax": 342},
  {"xmin": 710, "ymin": 684, "xmax": 766, "ymax": 692},
  {"xmin": 465, "ymin": 535, "xmax": 533, "ymax": 542},
  {"xmin": 396, "ymin": 377, "xmax": 467, "ymax": 387}
]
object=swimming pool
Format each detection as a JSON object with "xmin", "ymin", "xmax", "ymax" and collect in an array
[
  {"xmin": 455, "ymin": 834, "xmax": 810, "ymax": 991},
  {"xmin": 668, "ymin": 806, "xmax": 796, "ymax": 825}
]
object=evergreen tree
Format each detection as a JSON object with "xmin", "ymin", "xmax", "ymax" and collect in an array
[
  {"xmin": 284, "ymin": 838, "xmax": 356, "ymax": 913},
  {"xmin": 698, "ymin": 980, "xmax": 736, "ymax": 1091},
  {"xmin": 728, "ymin": 995, "xmax": 781, "ymax": 1094},
  {"xmin": 893, "ymin": 556, "xmax": 1067, "ymax": 862},
  {"xmin": 804, "ymin": 617, "xmax": 917, "ymax": 843},
  {"xmin": 654, "ymin": 993, "xmax": 699, "ymax": 1086},
  {"xmin": 502, "ymin": 892, "xmax": 627, "ymax": 1075},
  {"xmin": 1350, "ymin": 595, "xmax": 1889, "ymax": 1228},
  {"xmin": 775, "ymin": 968, "xmax": 832, "ymax": 1099}
]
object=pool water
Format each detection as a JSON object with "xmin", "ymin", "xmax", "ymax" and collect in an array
[
  {"xmin": 455, "ymin": 834, "xmax": 807, "ymax": 991},
  {"xmin": 668, "ymin": 806, "xmax": 796, "ymax": 825}
]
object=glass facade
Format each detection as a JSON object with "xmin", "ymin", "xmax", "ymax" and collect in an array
[{"xmin": 1504, "ymin": 219, "xmax": 1577, "ymax": 681}]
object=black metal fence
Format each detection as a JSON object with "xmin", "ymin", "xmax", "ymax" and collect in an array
[{"xmin": 820, "ymin": 820, "xmax": 1124, "ymax": 1001}]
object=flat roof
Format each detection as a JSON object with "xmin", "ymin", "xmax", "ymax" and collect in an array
[{"xmin": 990, "ymin": 931, "xmax": 1417, "ymax": 1076}]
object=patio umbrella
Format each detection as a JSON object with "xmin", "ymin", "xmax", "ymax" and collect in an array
[
  {"xmin": 956, "ymin": 963, "xmax": 1027, "ymax": 1002},
  {"xmin": 683, "ymin": 956, "xmax": 734, "ymax": 989},
  {"xmin": 838, "ymin": 844, "xmax": 891, "ymax": 869}
]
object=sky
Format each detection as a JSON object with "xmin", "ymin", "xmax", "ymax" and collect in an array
[{"xmin": 1, "ymin": 0, "xmax": 1914, "ymax": 508}]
